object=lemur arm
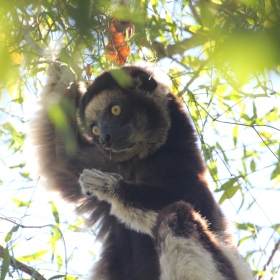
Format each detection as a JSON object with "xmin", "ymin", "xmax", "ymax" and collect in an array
[{"xmin": 78, "ymin": 163, "xmax": 215, "ymax": 237}]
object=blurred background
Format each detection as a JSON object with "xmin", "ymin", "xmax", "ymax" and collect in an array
[{"xmin": 0, "ymin": 0, "xmax": 279, "ymax": 279}]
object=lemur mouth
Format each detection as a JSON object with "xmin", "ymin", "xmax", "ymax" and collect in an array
[
  {"xmin": 103, "ymin": 141, "xmax": 137, "ymax": 153},
  {"xmin": 100, "ymin": 134, "xmax": 137, "ymax": 153}
]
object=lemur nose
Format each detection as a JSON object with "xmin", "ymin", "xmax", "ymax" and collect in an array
[{"xmin": 100, "ymin": 134, "xmax": 112, "ymax": 146}]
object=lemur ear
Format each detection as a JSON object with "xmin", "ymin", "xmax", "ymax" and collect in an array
[{"xmin": 132, "ymin": 70, "xmax": 158, "ymax": 92}]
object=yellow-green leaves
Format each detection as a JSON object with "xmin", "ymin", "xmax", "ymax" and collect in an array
[
  {"xmin": 46, "ymin": 97, "xmax": 77, "ymax": 155},
  {"xmin": 235, "ymin": 222, "xmax": 258, "ymax": 246},
  {"xmin": 50, "ymin": 201, "xmax": 60, "ymax": 227},
  {"xmin": 48, "ymin": 202, "xmax": 63, "ymax": 261},
  {"xmin": 56, "ymin": 254, "xmax": 63, "ymax": 271},
  {"xmin": 4, "ymin": 226, "xmax": 20, "ymax": 243},
  {"xmin": 150, "ymin": 0, "xmax": 159, "ymax": 19},
  {"xmin": 237, "ymin": 0, "xmax": 257, "ymax": 6},
  {"xmin": 216, "ymin": 178, "xmax": 241, "ymax": 204},
  {"xmin": 11, "ymin": 199, "xmax": 31, "ymax": 208},
  {"xmin": 250, "ymin": 159, "xmax": 256, "ymax": 172},
  {"xmin": 165, "ymin": 11, "xmax": 178, "ymax": 42},
  {"xmin": 1, "ymin": 226, "xmax": 20, "ymax": 280},
  {"xmin": 271, "ymin": 164, "xmax": 280, "ymax": 188},
  {"xmin": 215, "ymin": 31, "xmax": 278, "ymax": 83},
  {"xmin": 9, "ymin": 47, "xmax": 24, "ymax": 65},
  {"xmin": 0, "ymin": 34, "xmax": 10, "ymax": 84},
  {"xmin": 38, "ymin": 11, "xmax": 58, "ymax": 33},
  {"xmin": 109, "ymin": 68, "xmax": 133, "ymax": 88},
  {"xmin": 265, "ymin": 108, "xmax": 279, "ymax": 123},
  {"xmin": 233, "ymin": 125, "xmax": 239, "ymax": 147},
  {"xmin": 2, "ymin": 122, "xmax": 24, "ymax": 150},
  {"xmin": 17, "ymin": 250, "xmax": 49, "ymax": 262},
  {"xmin": 0, "ymin": 33, "xmax": 23, "ymax": 98},
  {"xmin": 0, "ymin": 246, "xmax": 10, "ymax": 280}
]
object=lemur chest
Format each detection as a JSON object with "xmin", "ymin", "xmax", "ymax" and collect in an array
[{"xmin": 117, "ymin": 158, "xmax": 143, "ymax": 181}]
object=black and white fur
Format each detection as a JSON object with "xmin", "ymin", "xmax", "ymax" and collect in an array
[
  {"xmin": 30, "ymin": 62, "xmax": 253, "ymax": 280},
  {"xmin": 79, "ymin": 169, "xmax": 253, "ymax": 280}
]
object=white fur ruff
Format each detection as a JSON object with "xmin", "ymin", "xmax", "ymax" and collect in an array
[
  {"xmin": 79, "ymin": 169, "xmax": 158, "ymax": 236},
  {"xmin": 110, "ymin": 202, "xmax": 158, "ymax": 236}
]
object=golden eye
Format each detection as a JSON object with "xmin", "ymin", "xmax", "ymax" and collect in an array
[
  {"xmin": 92, "ymin": 125, "xmax": 100, "ymax": 135},
  {"xmin": 111, "ymin": 105, "xmax": 121, "ymax": 116}
]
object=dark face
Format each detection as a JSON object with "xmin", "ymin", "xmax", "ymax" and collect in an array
[{"xmin": 91, "ymin": 100, "xmax": 137, "ymax": 152}]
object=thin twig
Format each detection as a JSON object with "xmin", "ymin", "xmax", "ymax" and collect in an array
[
  {"xmin": 28, "ymin": 59, "xmax": 77, "ymax": 77},
  {"xmin": 0, "ymin": 216, "xmax": 67, "ymax": 279},
  {"xmin": 252, "ymin": 126, "xmax": 279, "ymax": 161},
  {"xmin": 178, "ymin": 59, "xmax": 209, "ymax": 96},
  {"xmin": 188, "ymin": 0, "xmax": 202, "ymax": 25},
  {"xmin": 0, "ymin": 245, "xmax": 46, "ymax": 280},
  {"xmin": 258, "ymin": 239, "xmax": 280, "ymax": 280}
]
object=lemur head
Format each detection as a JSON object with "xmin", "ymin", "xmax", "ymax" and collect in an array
[{"xmin": 78, "ymin": 65, "xmax": 171, "ymax": 162}]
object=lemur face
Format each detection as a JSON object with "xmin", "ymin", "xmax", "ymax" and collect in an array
[
  {"xmin": 87, "ymin": 96, "xmax": 140, "ymax": 153},
  {"xmin": 78, "ymin": 68, "xmax": 171, "ymax": 161}
]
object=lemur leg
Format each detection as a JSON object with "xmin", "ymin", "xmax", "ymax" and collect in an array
[{"xmin": 153, "ymin": 202, "xmax": 239, "ymax": 280}]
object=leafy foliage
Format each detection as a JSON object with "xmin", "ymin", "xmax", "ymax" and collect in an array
[{"xmin": 0, "ymin": 0, "xmax": 279, "ymax": 279}]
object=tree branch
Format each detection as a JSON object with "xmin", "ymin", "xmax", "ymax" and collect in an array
[
  {"xmin": 258, "ymin": 239, "xmax": 280, "ymax": 280},
  {"xmin": 0, "ymin": 245, "xmax": 46, "ymax": 280}
]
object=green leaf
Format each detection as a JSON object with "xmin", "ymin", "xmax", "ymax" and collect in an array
[
  {"xmin": 250, "ymin": 159, "xmax": 256, "ymax": 172},
  {"xmin": 65, "ymin": 275, "xmax": 79, "ymax": 280},
  {"xmin": 49, "ymin": 227, "xmax": 62, "ymax": 257},
  {"xmin": 4, "ymin": 225, "xmax": 20, "ymax": 242},
  {"xmin": 56, "ymin": 254, "xmax": 63, "ymax": 271},
  {"xmin": 0, "ymin": 246, "xmax": 10, "ymax": 280},
  {"xmin": 218, "ymin": 184, "xmax": 240, "ymax": 204},
  {"xmin": 215, "ymin": 178, "xmax": 238, "ymax": 192},
  {"xmin": 215, "ymin": 142, "xmax": 229, "ymax": 164},
  {"xmin": 50, "ymin": 201, "xmax": 60, "ymax": 226},
  {"xmin": 2, "ymin": 122, "xmax": 24, "ymax": 146},
  {"xmin": 208, "ymin": 159, "xmax": 219, "ymax": 183},
  {"xmin": 271, "ymin": 224, "xmax": 280, "ymax": 234},
  {"xmin": 246, "ymin": 18, "xmax": 255, "ymax": 25},
  {"xmin": 271, "ymin": 164, "xmax": 280, "ymax": 180},
  {"xmin": 182, "ymin": 0, "xmax": 189, "ymax": 8},
  {"xmin": 252, "ymin": 102, "xmax": 257, "ymax": 120},
  {"xmin": 233, "ymin": 125, "xmax": 238, "ymax": 147},
  {"xmin": 46, "ymin": 99, "xmax": 78, "ymax": 155},
  {"xmin": 109, "ymin": 69, "xmax": 133, "ymax": 88},
  {"xmin": 19, "ymin": 172, "xmax": 31, "ymax": 180},
  {"xmin": 11, "ymin": 198, "xmax": 31, "ymax": 207},
  {"xmin": 12, "ymin": 96, "xmax": 24, "ymax": 104},
  {"xmin": 48, "ymin": 275, "xmax": 66, "ymax": 280},
  {"xmin": 238, "ymin": 235, "xmax": 252, "ymax": 246},
  {"xmin": 68, "ymin": 220, "xmax": 84, "ymax": 231},
  {"xmin": 17, "ymin": 250, "xmax": 49, "ymax": 262},
  {"xmin": 265, "ymin": 107, "xmax": 279, "ymax": 122},
  {"xmin": 38, "ymin": 11, "xmax": 58, "ymax": 32},
  {"xmin": 235, "ymin": 222, "xmax": 256, "ymax": 232},
  {"xmin": 150, "ymin": 0, "xmax": 159, "ymax": 16},
  {"xmin": 9, "ymin": 163, "xmax": 26, "ymax": 169},
  {"xmin": 3, "ymin": 67, "xmax": 20, "ymax": 97}
]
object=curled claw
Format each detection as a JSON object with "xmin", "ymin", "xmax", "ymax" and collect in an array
[{"xmin": 86, "ymin": 191, "xmax": 92, "ymax": 196}]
